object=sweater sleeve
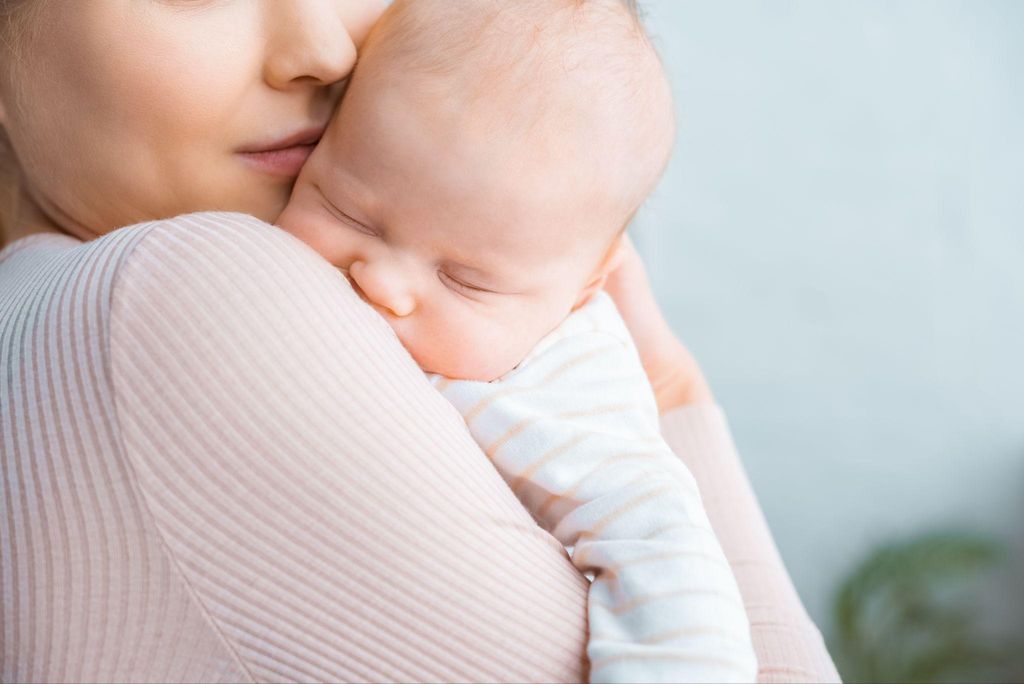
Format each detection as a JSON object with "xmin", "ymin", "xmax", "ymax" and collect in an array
[
  {"xmin": 107, "ymin": 212, "xmax": 591, "ymax": 683},
  {"xmin": 659, "ymin": 404, "xmax": 843, "ymax": 683}
]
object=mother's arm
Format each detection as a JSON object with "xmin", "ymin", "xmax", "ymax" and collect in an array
[
  {"xmin": 605, "ymin": 237, "xmax": 842, "ymax": 683},
  {"xmin": 660, "ymin": 405, "xmax": 842, "ymax": 683},
  {"xmin": 109, "ymin": 213, "xmax": 589, "ymax": 683}
]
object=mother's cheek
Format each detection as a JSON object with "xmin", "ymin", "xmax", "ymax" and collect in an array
[{"xmin": 96, "ymin": 21, "xmax": 255, "ymax": 148}]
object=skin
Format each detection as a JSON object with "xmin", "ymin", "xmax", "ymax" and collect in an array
[
  {"xmin": 276, "ymin": 0, "xmax": 682, "ymax": 381},
  {"xmin": 277, "ymin": 52, "xmax": 628, "ymax": 380},
  {"xmin": 0, "ymin": 0, "xmax": 710, "ymax": 409},
  {"xmin": 0, "ymin": 0, "xmax": 383, "ymax": 240}
]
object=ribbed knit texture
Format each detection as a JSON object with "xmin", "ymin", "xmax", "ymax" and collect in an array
[
  {"xmin": 659, "ymin": 406, "xmax": 843, "ymax": 684},
  {"xmin": 1, "ymin": 212, "xmax": 840, "ymax": 683}
]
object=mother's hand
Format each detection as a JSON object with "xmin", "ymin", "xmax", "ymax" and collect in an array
[{"xmin": 603, "ymin": 234, "xmax": 713, "ymax": 412}]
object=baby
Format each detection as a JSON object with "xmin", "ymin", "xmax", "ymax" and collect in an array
[{"xmin": 278, "ymin": 0, "xmax": 757, "ymax": 681}]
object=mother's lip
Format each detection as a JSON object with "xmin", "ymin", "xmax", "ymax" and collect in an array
[{"xmin": 239, "ymin": 124, "xmax": 328, "ymax": 153}]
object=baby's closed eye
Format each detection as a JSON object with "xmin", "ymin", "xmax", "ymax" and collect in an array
[
  {"xmin": 438, "ymin": 271, "xmax": 499, "ymax": 298},
  {"xmin": 322, "ymin": 201, "xmax": 378, "ymax": 237}
]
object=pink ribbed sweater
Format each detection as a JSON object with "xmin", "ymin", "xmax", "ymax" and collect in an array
[{"xmin": 0, "ymin": 212, "xmax": 840, "ymax": 683}]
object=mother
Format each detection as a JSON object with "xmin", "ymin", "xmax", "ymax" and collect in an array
[{"xmin": 0, "ymin": 1, "xmax": 839, "ymax": 682}]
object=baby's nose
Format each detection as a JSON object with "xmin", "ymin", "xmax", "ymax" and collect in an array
[{"xmin": 348, "ymin": 260, "xmax": 416, "ymax": 317}]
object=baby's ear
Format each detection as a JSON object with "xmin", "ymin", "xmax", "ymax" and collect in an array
[{"xmin": 571, "ymin": 235, "xmax": 626, "ymax": 311}]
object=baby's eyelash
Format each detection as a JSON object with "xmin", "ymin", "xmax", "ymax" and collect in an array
[
  {"xmin": 438, "ymin": 271, "xmax": 490, "ymax": 296},
  {"xmin": 332, "ymin": 208, "xmax": 377, "ymax": 237},
  {"xmin": 314, "ymin": 187, "xmax": 379, "ymax": 236}
]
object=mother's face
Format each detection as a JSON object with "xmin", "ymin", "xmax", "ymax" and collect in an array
[{"xmin": 0, "ymin": 0, "xmax": 384, "ymax": 238}]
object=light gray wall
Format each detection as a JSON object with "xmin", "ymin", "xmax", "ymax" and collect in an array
[{"xmin": 634, "ymin": 0, "xmax": 1024, "ymax": 629}]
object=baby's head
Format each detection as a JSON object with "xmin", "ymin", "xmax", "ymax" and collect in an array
[{"xmin": 279, "ymin": 0, "xmax": 674, "ymax": 381}]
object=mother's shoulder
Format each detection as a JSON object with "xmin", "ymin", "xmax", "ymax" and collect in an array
[
  {"xmin": 111, "ymin": 210, "xmax": 351, "ymax": 309},
  {"xmin": 139, "ymin": 211, "xmax": 315, "ymax": 261},
  {"xmin": 147, "ymin": 210, "xmax": 275, "ymax": 236},
  {"xmin": 3, "ymin": 209, "xmax": 356, "ymax": 345},
  {"xmin": 109, "ymin": 208, "xmax": 400, "ymax": 393},
  {"xmin": 3, "ymin": 211, "xmax": 325, "ymax": 283},
  {"xmin": 118, "ymin": 211, "xmax": 338, "ymax": 292}
]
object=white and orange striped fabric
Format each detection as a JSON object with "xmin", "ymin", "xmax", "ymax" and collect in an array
[
  {"xmin": 1, "ymin": 212, "xmax": 841, "ymax": 683},
  {"xmin": 429, "ymin": 291, "xmax": 757, "ymax": 682}
]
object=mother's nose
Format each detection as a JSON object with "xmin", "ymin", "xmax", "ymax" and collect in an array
[
  {"xmin": 262, "ymin": 0, "xmax": 364, "ymax": 89},
  {"xmin": 348, "ymin": 260, "xmax": 416, "ymax": 317}
]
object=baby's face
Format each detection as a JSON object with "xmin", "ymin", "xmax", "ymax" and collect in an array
[{"xmin": 279, "ymin": 65, "xmax": 624, "ymax": 381}]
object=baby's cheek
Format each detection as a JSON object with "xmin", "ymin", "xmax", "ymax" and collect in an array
[{"xmin": 403, "ymin": 310, "xmax": 535, "ymax": 382}]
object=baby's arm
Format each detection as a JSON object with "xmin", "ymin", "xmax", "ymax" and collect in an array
[{"xmin": 431, "ymin": 293, "xmax": 757, "ymax": 683}]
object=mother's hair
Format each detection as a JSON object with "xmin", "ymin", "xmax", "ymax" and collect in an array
[
  {"xmin": 0, "ymin": 1, "xmax": 29, "ymax": 245},
  {"xmin": 0, "ymin": 144, "xmax": 14, "ymax": 245}
]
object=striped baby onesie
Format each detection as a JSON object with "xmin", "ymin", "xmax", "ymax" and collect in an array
[{"xmin": 428, "ymin": 291, "xmax": 758, "ymax": 683}]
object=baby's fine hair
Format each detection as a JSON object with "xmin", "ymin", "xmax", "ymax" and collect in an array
[
  {"xmin": 359, "ymin": 0, "xmax": 676, "ymax": 220},
  {"xmin": 367, "ymin": 1, "xmax": 653, "ymax": 77}
]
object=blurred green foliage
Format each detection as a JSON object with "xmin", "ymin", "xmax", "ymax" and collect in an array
[{"xmin": 828, "ymin": 530, "xmax": 1024, "ymax": 683}]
